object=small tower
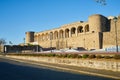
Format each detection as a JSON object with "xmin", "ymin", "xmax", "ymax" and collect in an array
[
  {"xmin": 25, "ymin": 31, "xmax": 35, "ymax": 43},
  {"xmin": 88, "ymin": 14, "xmax": 108, "ymax": 33}
]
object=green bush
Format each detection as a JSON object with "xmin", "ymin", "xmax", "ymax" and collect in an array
[
  {"xmin": 96, "ymin": 55, "xmax": 103, "ymax": 59},
  {"xmin": 113, "ymin": 54, "xmax": 120, "ymax": 59},
  {"xmin": 7, "ymin": 53, "xmax": 120, "ymax": 60},
  {"xmin": 47, "ymin": 53, "xmax": 56, "ymax": 57},
  {"xmin": 88, "ymin": 54, "xmax": 96, "ymax": 59},
  {"xmin": 82, "ymin": 54, "xmax": 89, "ymax": 58},
  {"xmin": 67, "ymin": 54, "xmax": 72, "ymax": 58},
  {"xmin": 71, "ymin": 54, "xmax": 78, "ymax": 58},
  {"xmin": 104, "ymin": 56, "xmax": 111, "ymax": 59},
  {"xmin": 77, "ymin": 55, "xmax": 82, "ymax": 58},
  {"xmin": 62, "ymin": 54, "xmax": 67, "ymax": 58},
  {"xmin": 56, "ymin": 53, "xmax": 63, "ymax": 58}
]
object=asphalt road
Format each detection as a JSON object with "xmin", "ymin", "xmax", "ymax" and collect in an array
[{"xmin": 0, "ymin": 57, "xmax": 113, "ymax": 80}]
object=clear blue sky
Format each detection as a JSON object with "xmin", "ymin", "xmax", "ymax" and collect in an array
[{"xmin": 0, "ymin": 0, "xmax": 120, "ymax": 45}]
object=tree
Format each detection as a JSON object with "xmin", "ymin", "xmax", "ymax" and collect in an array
[
  {"xmin": 0, "ymin": 38, "xmax": 6, "ymax": 45},
  {"xmin": 0, "ymin": 38, "xmax": 6, "ymax": 52},
  {"xmin": 95, "ymin": 0, "xmax": 106, "ymax": 5}
]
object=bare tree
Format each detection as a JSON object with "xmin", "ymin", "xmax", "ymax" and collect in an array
[
  {"xmin": 0, "ymin": 38, "xmax": 6, "ymax": 52},
  {"xmin": 0, "ymin": 38, "xmax": 6, "ymax": 46},
  {"xmin": 95, "ymin": 0, "xmax": 107, "ymax": 5}
]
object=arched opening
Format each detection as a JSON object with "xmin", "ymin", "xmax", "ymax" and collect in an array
[
  {"xmin": 45, "ymin": 33, "xmax": 49, "ymax": 40},
  {"xmin": 85, "ymin": 24, "xmax": 89, "ymax": 32},
  {"xmin": 49, "ymin": 32, "xmax": 53, "ymax": 40},
  {"xmin": 38, "ymin": 34, "xmax": 40, "ymax": 41},
  {"xmin": 44, "ymin": 34, "xmax": 46, "ymax": 41},
  {"xmin": 39, "ymin": 35, "xmax": 42, "ymax": 41},
  {"xmin": 59, "ymin": 29, "xmax": 64, "ymax": 38},
  {"xmin": 54, "ymin": 31, "xmax": 58, "ymax": 39},
  {"xmin": 41, "ymin": 33, "xmax": 44, "ymax": 41},
  {"xmin": 71, "ymin": 27, "xmax": 76, "ymax": 34},
  {"xmin": 65, "ymin": 28, "xmax": 69, "ymax": 38},
  {"xmin": 77, "ymin": 26, "xmax": 83, "ymax": 33}
]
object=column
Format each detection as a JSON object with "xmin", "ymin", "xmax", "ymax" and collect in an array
[
  {"xmin": 75, "ymin": 28, "xmax": 78, "ymax": 36},
  {"xmin": 69, "ymin": 30, "xmax": 71, "ymax": 37}
]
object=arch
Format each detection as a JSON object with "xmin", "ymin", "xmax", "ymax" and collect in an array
[
  {"xmin": 41, "ymin": 33, "xmax": 45, "ymax": 41},
  {"xmin": 54, "ymin": 31, "xmax": 58, "ymax": 39},
  {"xmin": 59, "ymin": 29, "xmax": 64, "ymax": 38},
  {"xmin": 39, "ymin": 34, "xmax": 42, "ymax": 41},
  {"xmin": 45, "ymin": 33, "xmax": 49, "ymax": 40},
  {"xmin": 65, "ymin": 28, "xmax": 69, "ymax": 38},
  {"xmin": 77, "ymin": 26, "xmax": 83, "ymax": 33},
  {"xmin": 85, "ymin": 24, "xmax": 89, "ymax": 32},
  {"xmin": 49, "ymin": 32, "xmax": 53, "ymax": 40},
  {"xmin": 71, "ymin": 27, "xmax": 76, "ymax": 34}
]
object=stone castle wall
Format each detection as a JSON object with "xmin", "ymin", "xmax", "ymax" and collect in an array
[
  {"xmin": 38, "ymin": 32, "xmax": 101, "ymax": 50},
  {"xmin": 103, "ymin": 18, "xmax": 120, "ymax": 48},
  {"xmin": 25, "ymin": 14, "xmax": 120, "ymax": 50}
]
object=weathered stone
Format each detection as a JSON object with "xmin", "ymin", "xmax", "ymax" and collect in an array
[
  {"xmin": 25, "ymin": 14, "xmax": 120, "ymax": 50},
  {"xmin": 7, "ymin": 55, "xmax": 120, "ymax": 72}
]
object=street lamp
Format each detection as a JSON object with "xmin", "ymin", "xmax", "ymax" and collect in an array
[
  {"xmin": 37, "ymin": 35, "xmax": 39, "ymax": 52},
  {"xmin": 23, "ymin": 38, "xmax": 25, "ymax": 45},
  {"xmin": 113, "ymin": 17, "xmax": 118, "ymax": 52},
  {"xmin": 50, "ymin": 32, "xmax": 52, "ymax": 53},
  {"xmin": 23, "ymin": 38, "xmax": 25, "ymax": 53}
]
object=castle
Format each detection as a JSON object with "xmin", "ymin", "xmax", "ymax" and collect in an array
[{"xmin": 25, "ymin": 14, "xmax": 120, "ymax": 51}]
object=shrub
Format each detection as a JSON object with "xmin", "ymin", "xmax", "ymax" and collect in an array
[
  {"xmin": 62, "ymin": 54, "xmax": 67, "ymax": 58},
  {"xmin": 47, "ymin": 53, "xmax": 56, "ymax": 57},
  {"xmin": 51, "ymin": 53, "xmax": 56, "ymax": 57},
  {"xmin": 88, "ymin": 54, "xmax": 96, "ymax": 59},
  {"xmin": 82, "ymin": 54, "xmax": 89, "ymax": 58},
  {"xmin": 113, "ymin": 54, "xmax": 120, "ymax": 59},
  {"xmin": 67, "ymin": 54, "xmax": 72, "ymax": 58},
  {"xmin": 96, "ymin": 55, "xmax": 103, "ymax": 59},
  {"xmin": 55, "ymin": 54, "xmax": 59, "ymax": 57},
  {"xmin": 77, "ymin": 55, "xmax": 82, "ymax": 58},
  {"xmin": 104, "ymin": 56, "xmax": 111, "ymax": 59},
  {"xmin": 71, "ymin": 54, "xmax": 78, "ymax": 58}
]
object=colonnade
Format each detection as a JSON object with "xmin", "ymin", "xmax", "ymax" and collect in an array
[{"xmin": 34, "ymin": 24, "xmax": 89, "ymax": 42}]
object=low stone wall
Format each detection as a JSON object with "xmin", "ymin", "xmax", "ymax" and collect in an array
[{"xmin": 6, "ymin": 55, "xmax": 120, "ymax": 72}]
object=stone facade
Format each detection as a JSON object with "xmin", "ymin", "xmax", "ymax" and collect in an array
[
  {"xmin": 6, "ymin": 55, "xmax": 120, "ymax": 72},
  {"xmin": 25, "ymin": 14, "xmax": 120, "ymax": 50}
]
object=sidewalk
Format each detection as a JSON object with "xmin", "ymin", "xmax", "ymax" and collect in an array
[{"xmin": 1, "ymin": 56, "xmax": 120, "ymax": 79}]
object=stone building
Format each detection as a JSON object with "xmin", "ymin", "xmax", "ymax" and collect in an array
[{"xmin": 25, "ymin": 14, "xmax": 120, "ymax": 50}]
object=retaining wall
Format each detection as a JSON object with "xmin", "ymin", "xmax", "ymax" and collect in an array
[{"xmin": 6, "ymin": 55, "xmax": 120, "ymax": 72}]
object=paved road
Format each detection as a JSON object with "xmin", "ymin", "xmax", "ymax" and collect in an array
[{"xmin": 0, "ymin": 57, "xmax": 113, "ymax": 80}]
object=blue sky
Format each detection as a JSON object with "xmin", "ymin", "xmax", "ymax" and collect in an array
[{"xmin": 0, "ymin": 0, "xmax": 120, "ymax": 45}]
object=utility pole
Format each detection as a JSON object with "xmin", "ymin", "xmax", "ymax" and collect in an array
[{"xmin": 50, "ymin": 32, "xmax": 52, "ymax": 53}]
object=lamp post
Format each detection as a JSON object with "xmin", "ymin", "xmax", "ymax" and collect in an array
[
  {"xmin": 23, "ymin": 38, "xmax": 25, "ymax": 45},
  {"xmin": 113, "ymin": 17, "xmax": 118, "ymax": 52},
  {"xmin": 50, "ymin": 32, "xmax": 52, "ymax": 53},
  {"xmin": 37, "ymin": 35, "xmax": 39, "ymax": 52},
  {"xmin": 23, "ymin": 38, "xmax": 25, "ymax": 53}
]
